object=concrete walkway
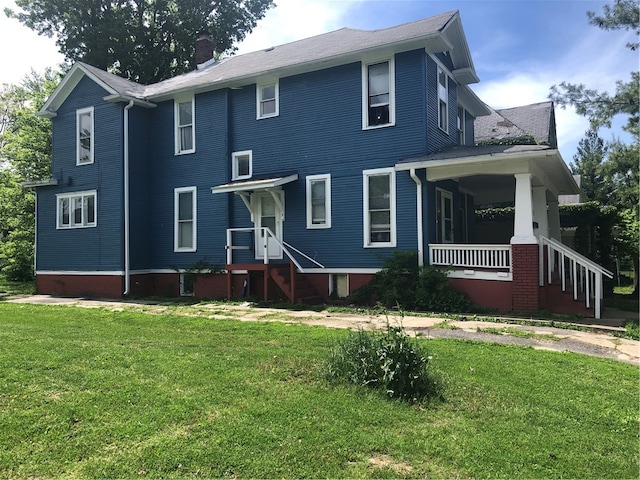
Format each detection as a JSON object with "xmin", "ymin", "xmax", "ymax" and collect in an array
[{"xmin": 6, "ymin": 294, "xmax": 640, "ymax": 366}]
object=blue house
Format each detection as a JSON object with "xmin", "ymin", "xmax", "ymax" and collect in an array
[{"xmin": 31, "ymin": 11, "xmax": 613, "ymax": 318}]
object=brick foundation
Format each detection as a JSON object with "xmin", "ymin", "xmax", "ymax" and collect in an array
[{"xmin": 511, "ymin": 243, "xmax": 540, "ymax": 313}]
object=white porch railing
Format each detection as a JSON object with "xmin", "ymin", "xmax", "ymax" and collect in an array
[
  {"xmin": 225, "ymin": 227, "xmax": 324, "ymax": 272},
  {"xmin": 429, "ymin": 244, "xmax": 511, "ymax": 270},
  {"xmin": 539, "ymin": 236, "xmax": 613, "ymax": 320}
]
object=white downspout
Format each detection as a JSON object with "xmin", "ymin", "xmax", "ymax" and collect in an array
[
  {"xmin": 409, "ymin": 168, "xmax": 424, "ymax": 267},
  {"xmin": 123, "ymin": 100, "xmax": 134, "ymax": 295}
]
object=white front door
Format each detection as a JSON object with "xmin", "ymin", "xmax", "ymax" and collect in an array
[{"xmin": 254, "ymin": 191, "xmax": 283, "ymax": 259}]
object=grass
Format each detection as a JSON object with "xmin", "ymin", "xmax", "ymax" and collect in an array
[
  {"xmin": 476, "ymin": 326, "xmax": 560, "ymax": 342},
  {"xmin": 0, "ymin": 303, "xmax": 638, "ymax": 479},
  {"xmin": 0, "ymin": 275, "xmax": 35, "ymax": 297}
]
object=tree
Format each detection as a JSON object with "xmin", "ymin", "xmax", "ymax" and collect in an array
[
  {"xmin": 4, "ymin": 0, "xmax": 275, "ymax": 85},
  {"xmin": 570, "ymin": 129, "xmax": 609, "ymax": 203},
  {"xmin": 0, "ymin": 69, "xmax": 58, "ymax": 281},
  {"xmin": 549, "ymin": 0, "xmax": 639, "ymax": 295}
]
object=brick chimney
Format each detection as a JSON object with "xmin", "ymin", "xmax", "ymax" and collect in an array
[{"xmin": 195, "ymin": 32, "xmax": 214, "ymax": 65}]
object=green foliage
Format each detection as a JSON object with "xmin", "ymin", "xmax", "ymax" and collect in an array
[
  {"xmin": 351, "ymin": 251, "xmax": 473, "ymax": 313},
  {"xmin": 5, "ymin": 0, "xmax": 275, "ymax": 84},
  {"xmin": 324, "ymin": 322, "xmax": 440, "ymax": 403},
  {"xmin": 571, "ymin": 129, "xmax": 609, "ymax": 202},
  {"xmin": 0, "ymin": 71, "xmax": 57, "ymax": 281}
]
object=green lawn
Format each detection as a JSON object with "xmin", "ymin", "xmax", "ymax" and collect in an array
[{"xmin": 0, "ymin": 303, "xmax": 638, "ymax": 479}]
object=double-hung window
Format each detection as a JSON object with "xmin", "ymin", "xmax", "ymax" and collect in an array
[
  {"xmin": 175, "ymin": 187, "xmax": 197, "ymax": 252},
  {"xmin": 57, "ymin": 191, "xmax": 97, "ymax": 229},
  {"xmin": 362, "ymin": 59, "xmax": 395, "ymax": 128},
  {"xmin": 363, "ymin": 168, "xmax": 396, "ymax": 247},
  {"xmin": 457, "ymin": 106, "xmax": 466, "ymax": 145},
  {"xmin": 232, "ymin": 150, "xmax": 252, "ymax": 180},
  {"xmin": 175, "ymin": 96, "xmax": 195, "ymax": 154},
  {"xmin": 437, "ymin": 66, "xmax": 449, "ymax": 132},
  {"xmin": 306, "ymin": 174, "xmax": 331, "ymax": 229},
  {"xmin": 76, "ymin": 107, "xmax": 94, "ymax": 165},
  {"xmin": 257, "ymin": 81, "xmax": 279, "ymax": 119}
]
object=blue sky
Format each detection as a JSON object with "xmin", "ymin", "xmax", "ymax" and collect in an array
[{"xmin": 1, "ymin": 0, "xmax": 636, "ymax": 163}]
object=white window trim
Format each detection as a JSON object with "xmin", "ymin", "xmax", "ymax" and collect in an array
[
  {"xmin": 174, "ymin": 96, "xmax": 195, "ymax": 155},
  {"xmin": 76, "ymin": 107, "xmax": 94, "ymax": 165},
  {"xmin": 363, "ymin": 167, "xmax": 396, "ymax": 248},
  {"xmin": 361, "ymin": 58, "xmax": 396, "ymax": 130},
  {"xmin": 232, "ymin": 150, "xmax": 253, "ymax": 181},
  {"xmin": 306, "ymin": 173, "xmax": 331, "ymax": 229},
  {"xmin": 458, "ymin": 106, "xmax": 466, "ymax": 145},
  {"xmin": 437, "ymin": 65, "xmax": 449, "ymax": 134},
  {"xmin": 436, "ymin": 187, "xmax": 454, "ymax": 244},
  {"xmin": 256, "ymin": 80, "xmax": 279, "ymax": 119},
  {"xmin": 174, "ymin": 186, "xmax": 197, "ymax": 252},
  {"xmin": 56, "ymin": 190, "xmax": 97, "ymax": 229}
]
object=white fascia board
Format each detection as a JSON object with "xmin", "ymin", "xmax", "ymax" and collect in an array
[
  {"xmin": 38, "ymin": 63, "xmax": 119, "ymax": 117},
  {"xmin": 36, "ymin": 270, "xmax": 125, "ymax": 276},
  {"xmin": 395, "ymin": 149, "xmax": 555, "ymax": 177},
  {"xmin": 103, "ymin": 94, "xmax": 156, "ymax": 108},
  {"xmin": 457, "ymin": 85, "xmax": 491, "ymax": 117},
  {"xmin": 21, "ymin": 178, "xmax": 58, "ymax": 188},
  {"xmin": 211, "ymin": 174, "xmax": 298, "ymax": 194}
]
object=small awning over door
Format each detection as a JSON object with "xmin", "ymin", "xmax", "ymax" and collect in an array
[{"xmin": 211, "ymin": 173, "xmax": 298, "ymax": 194}]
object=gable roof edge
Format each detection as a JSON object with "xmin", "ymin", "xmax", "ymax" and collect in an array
[{"xmin": 38, "ymin": 63, "xmax": 121, "ymax": 118}]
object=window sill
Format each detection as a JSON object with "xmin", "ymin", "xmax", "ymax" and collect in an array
[
  {"xmin": 175, "ymin": 149, "xmax": 196, "ymax": 156},
  {"xmin": 362, "ymin": 122, "xmax": 395, "ymax": 131}
]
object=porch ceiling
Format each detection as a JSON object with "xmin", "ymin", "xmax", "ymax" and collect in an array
[{"xmin": 396, "ymin": 145, "xmax": 579, "ymax": 204}]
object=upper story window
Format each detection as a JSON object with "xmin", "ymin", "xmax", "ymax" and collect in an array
[
  {"xmin": 174, "ymin": 186, "xmax": 196, "ymax": 252},
  {"xmin": 232, "ymin": 150, "xmax": 252, "ymax": 180},
  {"xmin": 306, "ymin": 174, "xmax": 331, "ymax": 229},
  {"xmin": 362, "ymin": 59, "xmax": 395, "ymax": 129},
  {"xmin": 437, "ymin": 66, "xmax": 449, "ymax": 133},
  {"xmin": 363, "ymin": 168, "xmax": 396, "ymax": 248},
  {"xmin": 175, "ymin": 96, "xmax": 195, "ymax": 155},
  {"xmin": 57, "ymin": 190, "xmax": 97, "ymax": 229},
  {"xmin": 257, "ymin": 81, "xmax": 279, "ymax": 119},
  {"xmin": 76, "ymin": 107, "xmax": 94, "ymax": 165},
  {"xmin": 457, "ymin": 106, "xmax": 466, "ymax": 145}
]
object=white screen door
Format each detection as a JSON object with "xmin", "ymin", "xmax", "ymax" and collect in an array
[{"xmin": 254, "ymin": 192, "xmax": 283, "ymax": 259}]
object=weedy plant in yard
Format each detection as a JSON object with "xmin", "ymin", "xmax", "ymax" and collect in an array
[{"xmin": 324, "ymin": 320, "xmax": 441, "ymax": 403}]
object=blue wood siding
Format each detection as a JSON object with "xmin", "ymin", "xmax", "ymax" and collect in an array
[
  {"xmin": 148, "ymin": 89, "xmax": 230, "ymax": 270},
  {"xmin": 425, "ymin": 55, "xmax": 459, "ymax": 154},
  {"xmin": 128, "ymin": 107, "xmax": 152, "ymax": 270},
  {"xmin": 222, "ymin": 50, "xmax": 429, "ymax": 268},
  {"xmin": 39, "ymin": 44, "xmax": 469, "ymax": 275},
  {"xmin": 37, "ymin": 77, "xmax": 125, "ymax": 272}
]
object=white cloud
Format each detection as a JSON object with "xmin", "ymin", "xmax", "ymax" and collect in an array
[
  {"xmin": 0, "ymin": 0, "xmax": 64, "ymax": 85},
  {"xmin": 235, "ymin": 0, "xmax": 360, "ymax": 55}
]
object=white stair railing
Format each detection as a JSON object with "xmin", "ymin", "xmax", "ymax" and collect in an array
[
  {"xmin": 225, "ymin": 227, "xmax": 324, "ymax": 272},
  {"xmin": 539, "ymin": 236, "xmax": 613, "ymax": 319}
]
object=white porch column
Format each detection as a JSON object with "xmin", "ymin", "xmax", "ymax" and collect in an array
[
  {"xmin": 548, "ymin": 200, "xmax": 561, "ymax": 241},
  {"xmin": 532, "ymin": 186, "xmax": 549, "ymax": 238},
  {"xmin": 511, "ymin": 173, "xmax": 537, "ymax": 244}
]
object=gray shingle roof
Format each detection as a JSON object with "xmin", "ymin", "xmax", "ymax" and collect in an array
[
  {"xmin": 142, "ymin": 10, "xmax": 461, "ymax": 99},
  {"xmin": 474, "ymin": 101, "xmax": 556, "ymax": 147},
  {"xmin": 78, "ymin": 62, "xmax": 147, "ymax": 97}
]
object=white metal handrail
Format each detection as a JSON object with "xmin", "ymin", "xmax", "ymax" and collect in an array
[
  {"xmin": 429, "ymin": 244, "xmax": 511, "ymax": 270},
  {"xmin": 225, "ymin": 227, "xmax": 324, "ymax": 272},
  {"xmin": 539, "ymin": 236, "xmax": 613, "ymax": 319}
]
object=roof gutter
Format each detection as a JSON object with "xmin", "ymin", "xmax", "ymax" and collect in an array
[{"xmin": 104, "ymin": 94, "xmax": 156, "ymax": 108}]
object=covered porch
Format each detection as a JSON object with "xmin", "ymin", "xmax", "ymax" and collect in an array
[{"xmin": 397, "ymin": 144, "xmax": 613, "ymax": 319}]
